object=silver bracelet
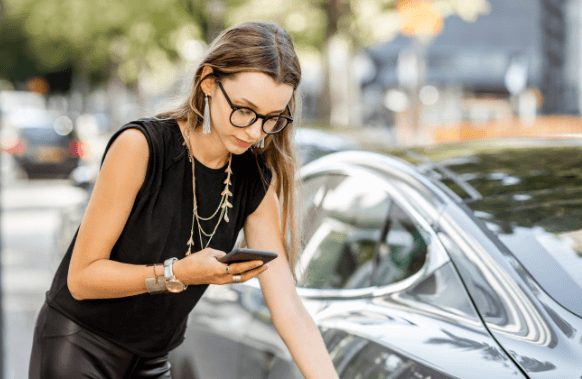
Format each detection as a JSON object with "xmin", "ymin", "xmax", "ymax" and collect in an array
[{"xmin": 145, "ymin": 277, "xmax": 167, "ymax": 294}]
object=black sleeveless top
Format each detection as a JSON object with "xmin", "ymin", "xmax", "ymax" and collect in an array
[{"xmin": 45, "ymin": 117, "xmax": 272, "ymax": 357}]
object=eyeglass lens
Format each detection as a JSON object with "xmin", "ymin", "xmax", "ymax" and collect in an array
[{"xmin": 230, "ymin": 108, "xmax": 289, "ymax": 133}]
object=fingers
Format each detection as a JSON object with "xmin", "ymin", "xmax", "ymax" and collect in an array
[
  {"xmin": 231, "ymin": 264, "xmax": 269, "ymax": 283},
  {"xmin": 226, "ymin": 260, "xmax": 264, "ymax": 274}
]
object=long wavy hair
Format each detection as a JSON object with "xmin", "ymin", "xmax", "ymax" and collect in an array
[{"xmin": 157, "ymin": 22, "xmax": 303, "ymax": 282}]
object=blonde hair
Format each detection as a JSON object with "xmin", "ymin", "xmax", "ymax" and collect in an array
[{"xmin": 157, "ymin": 22, "xmax": 302, "ymax": 282}]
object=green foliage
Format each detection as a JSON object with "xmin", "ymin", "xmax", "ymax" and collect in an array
[
  {"xmin": 3, "ymin": 0, "xmax": 201, "ymax": 84},
  {"xmin": 226, "ymin": 0, "xmax": 327, "ymax": 48},
  {"xmin": 0, "ymin": 10, "xmax": 40, "ymax": 84}
]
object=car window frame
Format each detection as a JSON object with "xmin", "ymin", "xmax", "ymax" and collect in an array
[{"xmin": 292, "ymin": 164, "xmax": 450, "ymax": 300}]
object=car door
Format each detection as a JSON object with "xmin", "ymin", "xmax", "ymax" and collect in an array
[{"xmin": 169, "ymin": 283, "xmax": 258, "ymax": 379}]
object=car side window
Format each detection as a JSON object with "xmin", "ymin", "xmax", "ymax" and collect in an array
[
  {"xmin": 299, "ymin": 174, "xmax": 340, "ymax": 247},
  {"xmin": 371, "ymin": 203, "xmax": 429, "ymax": 286},
  {"xmin": 298, "ymin": 174, "xmax": 391, "ymax": 289}
]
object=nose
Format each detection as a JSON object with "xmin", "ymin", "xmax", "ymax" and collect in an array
[{"xmin": 245, "ymin": 118, "xmax": 264, "ymax": 141}]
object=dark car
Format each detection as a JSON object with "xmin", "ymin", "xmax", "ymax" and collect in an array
[
  {"xmin": 2, "ymin": 111, "xmax": 84, "ymax": 179},
  {"xmin": 170, "ymin": 138, "xmax": 582, "ymax": 378}
]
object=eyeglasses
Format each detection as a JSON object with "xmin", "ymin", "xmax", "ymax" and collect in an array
[{"xmin": 216, "ymin": 80, "xmax": 293, "ymax": 134}]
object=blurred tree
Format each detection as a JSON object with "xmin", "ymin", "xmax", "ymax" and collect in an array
[
  {"xmin": 180, "ymin": 0, "xmax": 248, "ymax": 43},
  {"xmin": 12, "ymin": 0, "xmax": 193, "ymax": 76},
  {"xmin": 0, "ymin": 7, "xmax": 41, "ymax": 88},
  {"xmin": 3, "ymin": 0, "xmax": 204, "ymax": 112}
]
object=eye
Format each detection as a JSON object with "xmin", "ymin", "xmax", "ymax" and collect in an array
[
  {"xmin": 264, "ymin": 116, "xmax": 290, "ymax": 133},
  {"xmin": 236, "ymin": 108, "xmax": 255, "ymax": 117}
]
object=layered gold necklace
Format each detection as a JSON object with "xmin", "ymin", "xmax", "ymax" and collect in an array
[{"xmin": 182, "ymin": 125, "xmax": 233, "ymax": 256}]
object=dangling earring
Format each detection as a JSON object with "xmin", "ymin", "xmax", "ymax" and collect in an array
[
  {"xmin": 254, "ymin": 138, "xmax": 265, "ymax": 149},
  {"xmin": 202, "ymin": 94, "xmax": 211, "ymax": 135}
]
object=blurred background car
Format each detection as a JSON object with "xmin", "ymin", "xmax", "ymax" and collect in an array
[
  {"xmin": 169, "ymin": 137, "xmax": 582, "ymax": 379},
  {"xmin": 1, "ymin": 110, "xmax": 84, "ymax": 179}
]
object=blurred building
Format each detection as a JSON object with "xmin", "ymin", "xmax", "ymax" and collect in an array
[{"xmin": 359, "ymin": 0, "xmax": 582, "ymax": 140}]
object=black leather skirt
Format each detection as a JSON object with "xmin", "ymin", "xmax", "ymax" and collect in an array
[{"xmin": 28, "ymin": 302, "xmax": 172, "ymax": 379}]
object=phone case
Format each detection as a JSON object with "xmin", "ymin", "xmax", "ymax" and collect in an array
[{"xmin": 217, "ymin": 248, "xmax": 278, "ymax": 264}]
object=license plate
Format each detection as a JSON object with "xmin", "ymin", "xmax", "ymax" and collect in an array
[{"xmin": 35, "ymin": 147, "xmax": 66, "ymax": 163}]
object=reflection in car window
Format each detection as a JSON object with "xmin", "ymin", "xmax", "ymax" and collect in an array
[
  {"xmin": 299, "ymin": 175, "xmax": 391, "ymax": 289},
  {"xmin": 341, "ymin": 340, "xmax": 450, "ymax": 379},
  {"xmin": 372, "ymin": 203, "xmax": 428, "ymax": 286},
  {"xmin": 300, "ymin": 174, "xmax": 343, "ymax": 248}
]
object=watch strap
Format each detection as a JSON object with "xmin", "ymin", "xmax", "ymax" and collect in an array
[
  {"xmin": 164, "ymin": 257, "xmax": 178, "ymax": 280},
  {"xmin": 163, "ymin": 257, "xmax": 187, "ymax": 292}
]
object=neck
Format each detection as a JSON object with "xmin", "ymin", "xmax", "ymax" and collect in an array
[{"xmin": 179, "ymin": 120, "xmax": 229, "ymax": 169}]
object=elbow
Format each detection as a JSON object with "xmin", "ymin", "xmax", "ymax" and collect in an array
[{"xmin": 67, "ymin": 273, "xmax": 86, "ymax": 301}]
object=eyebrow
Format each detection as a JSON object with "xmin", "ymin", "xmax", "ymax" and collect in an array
[{"xmin": 237, "ymin": 97, "xmax": 286, "ymax": 114}]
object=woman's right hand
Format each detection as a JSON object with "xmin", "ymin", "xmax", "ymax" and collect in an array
[{"xmin": 172, "ymin": 248, "xmax": 269, "ymax": 285}]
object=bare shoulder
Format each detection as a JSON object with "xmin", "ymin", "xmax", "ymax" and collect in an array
[
  {"xmin": 99, "ymin": 127, "xmax": 149, "ymax": 192},
  {"xmin": 109, "ymin": 127, "xmax": 149, "ymax": 157}
]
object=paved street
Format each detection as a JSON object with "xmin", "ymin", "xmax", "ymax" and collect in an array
[{"xmin": 1, "ymin": 165, "xmax": 87, "ymax": 378}]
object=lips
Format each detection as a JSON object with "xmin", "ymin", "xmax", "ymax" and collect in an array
[{"xmin": 234, "ymin": 137, "xmax": 252, "ymax": 148}]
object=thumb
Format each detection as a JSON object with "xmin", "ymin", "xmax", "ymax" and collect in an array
[{"xmin": 209, "ymin": 249, "xmax": 226, "ymax": 257}]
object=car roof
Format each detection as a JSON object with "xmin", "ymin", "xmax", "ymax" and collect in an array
[{"xmin": 378, "ymin": 137, "xmax": 582, "ymax": 202}]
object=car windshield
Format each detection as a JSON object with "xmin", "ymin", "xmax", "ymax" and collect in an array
[{"xmin": 399, "ymin": 142, "xmax": 582, "ymax": 316}]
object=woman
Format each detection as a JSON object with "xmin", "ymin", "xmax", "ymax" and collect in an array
[{"xmin": 29, "ymin": 22, "xmax": 339, "ymax": 378}]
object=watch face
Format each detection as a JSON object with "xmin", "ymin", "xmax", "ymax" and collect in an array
[{"xmin": 166, "ymin": 280, "xmax": 186, "ymax": 293}]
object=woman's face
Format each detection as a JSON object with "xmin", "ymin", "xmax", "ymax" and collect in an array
[{"xmin": 203, "ymin": 70, "xmax": 294, "ymax": 154}]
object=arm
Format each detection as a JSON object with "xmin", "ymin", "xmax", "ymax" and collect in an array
[
  {"xmin": 67, "ymin": 128, "xmax": 156, "ymax": 300},
  {"xmin": 243, "ymin": 180, "xmax": 339, "ymax": 379}
]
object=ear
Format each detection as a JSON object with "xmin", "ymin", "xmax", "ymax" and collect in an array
[{"xmin": 199, "ymin": 65, "xmax": 217, "ymax": 97}]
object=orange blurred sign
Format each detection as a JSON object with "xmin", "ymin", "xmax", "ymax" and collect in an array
[
  {"xmin": 432, "ymin": 116, "xmax": 582, "ymax": 143},
  {"xmin": 397, "ymin": 0, "xmax": 444, "ymax": 37},
  {"xmin": 26, "ymin": 77, "xmax": 50, "ymax": 94}
]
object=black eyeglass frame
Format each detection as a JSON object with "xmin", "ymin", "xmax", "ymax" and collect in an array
[{"xmin": 215, "ymin": 80, "xmax": 294, "ymax": 135}]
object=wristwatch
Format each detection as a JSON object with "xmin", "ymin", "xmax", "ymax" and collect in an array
[{"xmin": 163, "ymin": 258, "xmax": 187, "ymax": 293}]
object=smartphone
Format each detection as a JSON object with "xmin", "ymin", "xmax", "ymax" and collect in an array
[{"xmin": 217, "ymin": 247, "xmax": 278, "ymax": 264}]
